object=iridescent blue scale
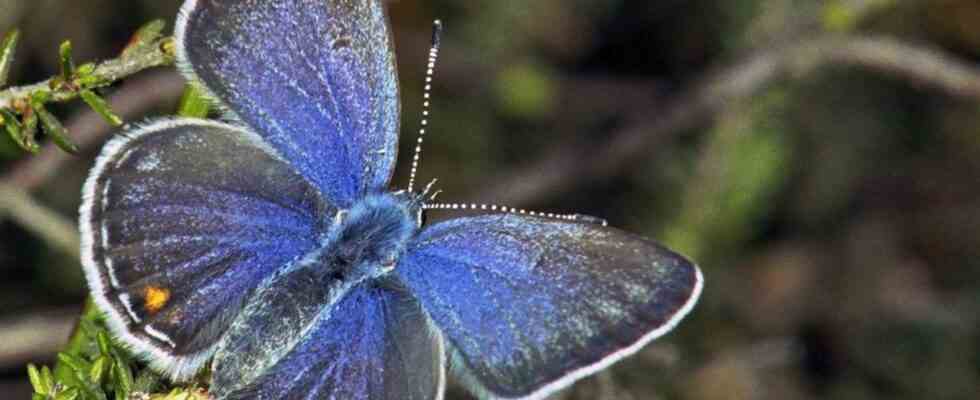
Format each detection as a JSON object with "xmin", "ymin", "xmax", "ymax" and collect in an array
[{"xmin": 79, "ymin": 1, "xmax": 703, "ymax": 399}]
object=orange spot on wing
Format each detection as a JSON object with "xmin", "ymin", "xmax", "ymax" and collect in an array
[{"xmin": 143, "ymin": 286, "xmax": 171, "ymax": 314}]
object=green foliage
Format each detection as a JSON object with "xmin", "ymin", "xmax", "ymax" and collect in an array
[
  {"xmin": 1, "ymin": 107, "xmax": 38, "ymax": 153},
  {"xmin": 23, "ymin": 299, "xmax": 209, "ymax": 399},
  {"xmin": 177, "ymin": 85, "xmax": 211, "ymax": 119},
  {"xmin": 0, "ymin": 30, "xmax": 19, "ymax": 87},
  {"xmin": 27, "ymin": 306, "xmax": 139, "ymax": 400},
  {"xmin": 79, "ymin": 90, "xmax": 124, "ymax": 127},
  {"xmin": 59, "ymin": 41, "xmax": 76, "ymax": 82},
  {"xmin": 0, "ymin": 19, "xmax": 175, "ymax": 154},
  {"xmin": 33, "ymin": 98, "xmax": 80, "ymax": 154},
  {"xmin": 123, "ymin": 20, "xmax": 168, "ymax": 59}
]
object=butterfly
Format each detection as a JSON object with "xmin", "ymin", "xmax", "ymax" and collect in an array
[{"xmin": 78, "ymin": 0, "xmax": 703, "ymax": 399}]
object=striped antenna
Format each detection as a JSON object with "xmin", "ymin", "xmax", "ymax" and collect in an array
[
  {"xmin": 423, "ymin": 202, "xmax": 609, "ymax": 226},
  {"xmin": 407, "ymin": 20, "xmax": 443, "ymax": 194},
  {"xmin": 408, "ymin": 22, "xmax": 607, "ymax": 228}
]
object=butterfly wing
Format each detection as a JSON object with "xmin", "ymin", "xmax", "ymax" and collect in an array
[
  {"xmin": 80, "ymin": 119, "xmax": 334, "ymax": 380},
  {"xmin": 210, "ymin": 260, "xmax": 445, "ymax": 400},
  {"xmin": 176, "ymin": 0, "xmax": 400, "ymax": 206},
  {"xmin": 396, "ymin": 214, "xmax": 703, "ymax": 400}
]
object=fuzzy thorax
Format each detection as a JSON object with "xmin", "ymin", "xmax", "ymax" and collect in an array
[{"xmin": 327, "ymin": 192, "xmax": 421, "ymax": 279}]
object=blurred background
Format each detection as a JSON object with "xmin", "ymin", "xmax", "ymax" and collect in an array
[{"xmin": 2, "ymin": 0, "xmax": 979, "ymax": 398}]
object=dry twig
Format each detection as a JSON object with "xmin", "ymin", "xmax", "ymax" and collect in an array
[{"xmin": 471, "ymin": 35, "xmax": 980, "ymax": 206}]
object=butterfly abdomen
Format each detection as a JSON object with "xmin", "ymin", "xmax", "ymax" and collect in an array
[{"xmin": 330, "ymin": 193, "xmax": 420, "ymax": 279}]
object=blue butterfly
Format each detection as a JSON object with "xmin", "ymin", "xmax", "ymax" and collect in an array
[{"xmin": 79, "ymin": 0, "xmax": 703, "ymax": 399}]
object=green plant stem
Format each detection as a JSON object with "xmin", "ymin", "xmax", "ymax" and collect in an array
[
  {"xmin": 177, "ymin": 85, "xmax": 210, "ymax": 118},
  {"xmin": 0, "ymin": 37, "xmax": 175, "ymax": 110}
]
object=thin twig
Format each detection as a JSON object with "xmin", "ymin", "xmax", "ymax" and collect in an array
[
  {"xmin": 0, "ymin": 37, "xmax": 174, "ymax": 110},
  {"xmin": 802, "ymin": 36, "xmax": 980, "ymax": 97},
  {"xmin": 0, "ymin": 184, "xmax": 79, "ymax": 258},
  {"xmin": 470, "ymin": 35, "xmax": 980, "ymax": 206},
  {"xmin": 0, "ymin": 307, "xmax": 79, "ymax": 369}
]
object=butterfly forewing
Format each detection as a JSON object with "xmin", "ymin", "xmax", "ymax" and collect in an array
[
  {"xmin": 396, "ymin": 214, "xmax": 703, "ymax": 400},
  {"xmin": 80, "ymin": 119, "xmax": 334, "ymax": 380},
  {"xmin": 177, "ymin": 0, "xmax": 400, "ymax": 207}
]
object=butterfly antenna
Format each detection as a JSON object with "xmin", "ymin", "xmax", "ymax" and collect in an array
[
  {"xmin": 407, "ymin": 20, "xmax": 444, "ymax": 194},
  {"xmin": 423, "ymin": 202, "xmax": 609, "ymax": 226}
]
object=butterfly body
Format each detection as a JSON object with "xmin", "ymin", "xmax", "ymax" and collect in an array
[
  {"xmin": 80, "ymin": 1, "xmax": 703, "ymax": 399},
  {"xmin": 328, "ymin": 192, "xmax": 422, "ymax": 280}
]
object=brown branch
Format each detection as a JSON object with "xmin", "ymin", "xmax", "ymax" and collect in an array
[
  {"xmin": 469, "ymin": 35, "xmax": 980, "ymax": 206},
  {"xmin": 802, "ymin": 36, "xmax": 980, "ymax": 97},
  {"xmin": 0, "ymin": 307, "xmax": 79, "ymax": 369},
  {"xmin": 0, "ymin": 183, "xmax": 80, "ymax": 258}
]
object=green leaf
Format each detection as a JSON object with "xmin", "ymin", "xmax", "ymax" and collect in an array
[
  {"xmin": 59, "ymin": 352, "xmax": 106, "ymax": 400},
  {"xmin": 59, "ymin": 41, "xmax": 75, "ymax": 81},
  {"xmin": 111, "ymin": 354, "xmax": 134, "ymax": 392},
  {"xmin": 122, "ymin": 19, "xmax": 166, "ymax": 58},
  {"xmin": 177, "ymin": 85, "xmax": 210, "ymax": 118},
  {"xmin": 96, "ymin": 331, "xmax": 112, "ymax": 356},
  {"xmin": 31, "ymin": 90, "xmax": 51, "ymax": 103},
  {"xmin": 56, "ymin": 353, "xmax": 89, "ymax": 376},
  {"xmin": 0, "ymin": 108, "xmax": 18, "ymax": 129},
  {"xmin": 76, "ymin": 62, "xmax": 96, "ymax": 76},
  {"xmin": 73, "ymin": 377, "xmax": 107, "ymax": 400},
  {"xmin": 80, "ymin": 89, "xmax": 123, "ymax": 126},
  {"xmin": 160, "ymin": 37, "xmax": 177, "ymax": 59},
  {"xmin": 27, "ymin": 364, "xmax": 48, "ymax": 395},
  {"xmin": 0, "ymin": 30, "xmax": 19, "ymax": 87},
  {"xmin": 111, "ymin": 360, "xmax": 133, "ymax": 400},
  {"xmin": 40, "ymin": 366, "xmax": 56, "ymax": 394},
  {"xmin": 90, "ymin": 356, "xmax": 108, "ymax": 384},
  {"xmin": 54, "ymin": 387, "xmax": 80, "ymax": 400},
  {"xmin": 54, "ymin": 299, "xmax": 98, "ymax": 379},
  {"xmin": 33, "ymin": 102, "xmax": 79, "ymax": 154},
  {"xmin": 163, "ymin": 389, "xmax": 193, "ymax": 400},
  {"xmin": 1, "ymin": 108, "xmax": 39, "ymax": 153},
  {"xmin": 74, "ymin": 64, "xmax": 105, "ymax": 87},
  {"xmin": 137, "ymin": 19, "xmax": 167, "ymax": 41}
]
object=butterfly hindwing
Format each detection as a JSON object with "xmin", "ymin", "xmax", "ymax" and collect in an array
[
  {"xmin": 176, "ymin": 0, "xmax": 400, "ymax": 207},
  {"xmin": 396, "ymin": 214, "xmax": 703, "ymax": 400},
  {"xmin": 80, "ymin": 119, "xmax": 333, "ymax": 380},
  {"xmin": 211, "ymin": 268, "xmax": 446, "ymax": 400}
]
